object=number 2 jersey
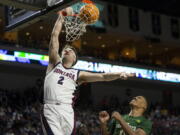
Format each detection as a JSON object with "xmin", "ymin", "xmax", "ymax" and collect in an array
[{"xmin": 43, "ymin": 62, "xmax": 79, "ymax": 104}]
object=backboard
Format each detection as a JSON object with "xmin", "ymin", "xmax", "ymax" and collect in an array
[{"xmin": 3, "ymin": 0, "xmax": 80, "ymax": 31}]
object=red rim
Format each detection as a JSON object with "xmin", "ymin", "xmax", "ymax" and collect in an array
[
  {"xmin": 57, "ymin": 0, "xmax": 94, "ymax": 16},
  {"xmin": 63, "ymin": 13, "xmax": 78, "ymax": 17},
  {"xmin": 82, "ymin": 0, "xmax": 93, "ymax": 4}
]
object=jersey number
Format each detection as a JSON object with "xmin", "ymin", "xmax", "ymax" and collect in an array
[{"xmin": 58, "ymin": 76, "xmax": 64, "ymax": 85}]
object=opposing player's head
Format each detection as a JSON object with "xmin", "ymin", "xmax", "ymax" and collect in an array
[
  {"xmin": 129, "ymin": 96, "xmax": 148, "ymax": 113},
  {"xmin": 61, "ymin": 45, "xmax": 78, "ymax": 67}
]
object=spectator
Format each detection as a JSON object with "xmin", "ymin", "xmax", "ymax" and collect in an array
[{"xmin": 0, "ymin": 87, "xmax": 180, "ymax": 135}]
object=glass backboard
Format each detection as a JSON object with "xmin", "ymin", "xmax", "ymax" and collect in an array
[{"xmin": 3, "ymin": 0, "xmax": 80, "ymax": 31}]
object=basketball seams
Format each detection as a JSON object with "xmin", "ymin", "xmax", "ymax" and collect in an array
[{"xmin": 79, "ymin": 4, "xmax": 99, "ymax": 24}]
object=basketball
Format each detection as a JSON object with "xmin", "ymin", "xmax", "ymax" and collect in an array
[{"xmin": 79, "ymin": 4, "xmax": 99, "ymax": 24}]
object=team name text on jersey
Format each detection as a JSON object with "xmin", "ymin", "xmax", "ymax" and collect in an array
[{"xmin": 54, "ymin": 68, "xmax": 75, "ymax": 80}]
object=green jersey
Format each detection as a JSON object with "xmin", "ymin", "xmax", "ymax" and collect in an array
[{"xmin": 108, "ymin": 115, "xmax": 152, "ymax": 135}]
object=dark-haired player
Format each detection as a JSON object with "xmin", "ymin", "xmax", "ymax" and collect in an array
[
  {"xmin": 99, "ymin": 96, "xmax": 152, "ymax": 135},
  {"xmin": 41, "ymin": 12, "xmax": 135, "ymax": 135}
]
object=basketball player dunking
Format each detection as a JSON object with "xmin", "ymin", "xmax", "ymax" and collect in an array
[{"xmin": 41, "ymin": 10, "xmax": 135, "ymax": 135}]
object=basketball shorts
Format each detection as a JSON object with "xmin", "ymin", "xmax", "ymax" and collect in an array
[{"xmin": 41, "ymin": 103, "xmax": 75, "ymax": 135}]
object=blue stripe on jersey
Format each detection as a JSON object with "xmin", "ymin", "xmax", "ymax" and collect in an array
[{"xmin": 41, "ymin": 113, "xmax": 55, "ymax": 135}]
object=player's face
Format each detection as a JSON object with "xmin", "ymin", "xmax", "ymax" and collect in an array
[
  {"xmin": 61, "ymin": 48, "xmax": 76, "ymax": 66},
  {"xmin": 129, "ymin": 96, "xmax": 147, "ymax": 110}
]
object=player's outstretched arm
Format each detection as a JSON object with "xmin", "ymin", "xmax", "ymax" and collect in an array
[
  {"xmin": 77, "ymin": 71, "xmax": 135, "ymax": 84},
  {"xmin": 46, "ymin": 14, "xmax": 63, "ymax": 74},
  {"xmin": 48, "ymin": 15, "xmax": 63, "ymax": 65}
]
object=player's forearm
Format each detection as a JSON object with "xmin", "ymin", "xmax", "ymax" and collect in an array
[
  {"xmin": 117, "ymin": 118, "xmax": 136, "ymax": 135},
  {"xmin": 102, "ymin": 72, "xmax": 121, "ymax": 81},
  {"xmin": 100, "ymin": 123, "xmax": 110, "ymax": 135},
  {"xmin": 51, "ymin": 15, "xmax": 64, "ymax": 37},
  {"xmin": 48, "ymin": 15, "xmax": 63, "ymax": 63}
]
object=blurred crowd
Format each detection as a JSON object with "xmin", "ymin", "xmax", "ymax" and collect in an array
[
  {"xmin": 0, "ymin": 86, "xmax": 180, "ymax": 135},
  {"xmin": 0, "ymin": 87, "xmax": 42, "ymax": 135}
]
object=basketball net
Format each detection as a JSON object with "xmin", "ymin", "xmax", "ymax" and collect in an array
[
  {"xmin": 63, "ymin": 0, "xmax": 94, "ymax": 42},
  {"xmin": 64, "ymin": 15, "xmax": 86, "ymax": 42}
]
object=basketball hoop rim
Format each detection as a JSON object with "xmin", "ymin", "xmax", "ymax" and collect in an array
[
  {"xmin": 71, "ymin": 0, "xmax": 95, "ymax": 16},
  {"xmin": 82, "ymin": 0, "xmax": 94, "ymax": 4},
  {"xmin": 61, "ymin": 0, "xmax": 94, "ymax": 17},
  {"xmin": 62, "ymin": 13, "xmax": 79, "ymax": 17},
  {"xmin": 63, "ymin": 0, "xmax": 97, "ymax": 41}
]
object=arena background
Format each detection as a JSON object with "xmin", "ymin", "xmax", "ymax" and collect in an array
[{"xmin": 0, "ymin": 0, "xmax": 180, "ymax": 135}]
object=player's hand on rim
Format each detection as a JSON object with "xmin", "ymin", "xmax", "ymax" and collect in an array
[{"xmin": 59, "ymin": 7, "xmax": 74, "ymax": 16}]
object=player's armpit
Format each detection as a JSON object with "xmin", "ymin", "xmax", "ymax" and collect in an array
[{"xmin": 135, "ymin": 128, "xmax": 147, "ymax": 135}]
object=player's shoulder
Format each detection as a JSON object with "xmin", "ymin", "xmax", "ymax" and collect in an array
[
  {"xmin": 141, "ymin": 116, "xmax": 152, "ymax": 126},
  {"xmin": 144, "ymin": 117, "xmax": 152, "ymax": 124},
  {"xmin": 46, "ymin": 61, "xmax": 62, "ymax": 75}
]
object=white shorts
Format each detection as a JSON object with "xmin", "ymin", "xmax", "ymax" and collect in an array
[{"xmin": 41, "ymin": 103, "xmax": 75, "ymax": 135}]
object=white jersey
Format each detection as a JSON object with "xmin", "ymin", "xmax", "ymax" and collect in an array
[{"xmin": 44, "ymin": 62, "xmax": 79, "ymax": 104}]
